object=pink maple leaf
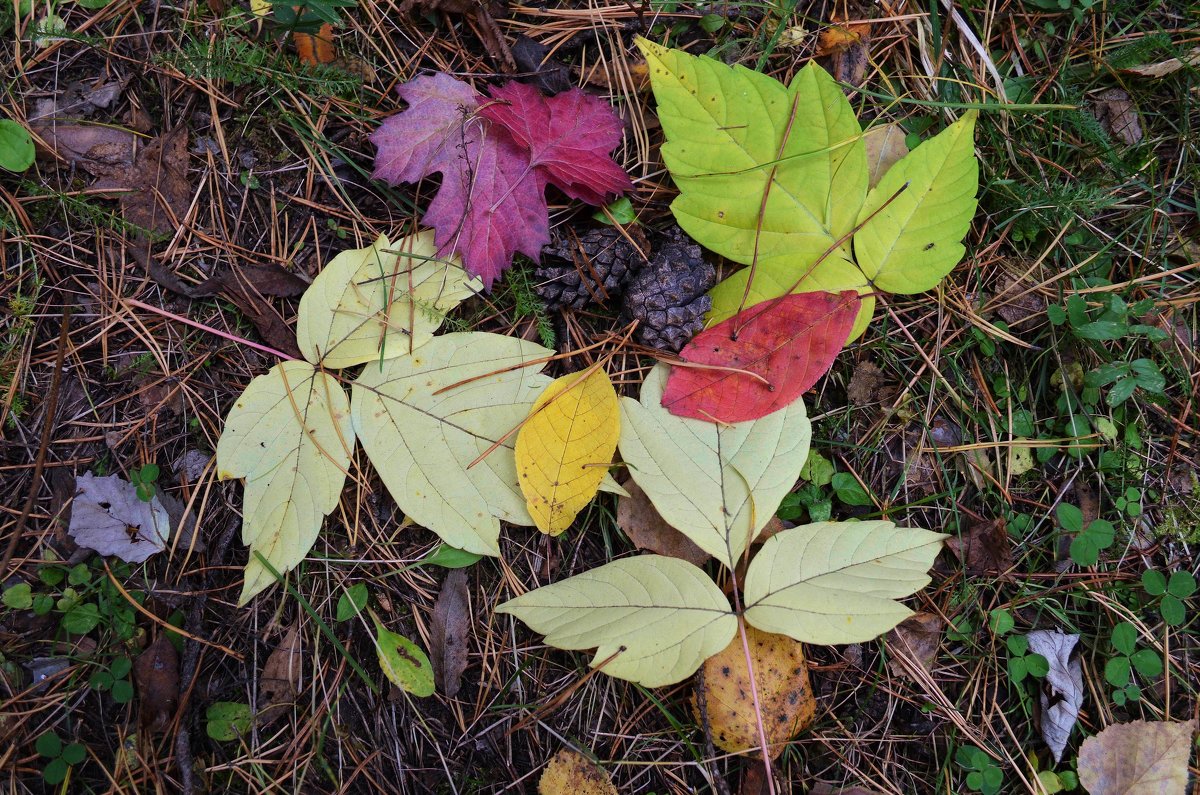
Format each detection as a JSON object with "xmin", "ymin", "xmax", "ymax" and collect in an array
[
  {"xmin": 371, "ymin": 73, "xmax": 480, "ymax": 185},
  {"xmin": 480, "ymin": 82, "xmax": 632, "ymax": 205},
  {"xmin": 371, "ymin": 73, "xmax": 629, "ymax": 289},
  {"xmin": 425, "ymin": 133, "xmax": 549, "ymax": 289},
  {"xmin": 370, "ymin": 74, "xmax": 549, "ymax": 289}
]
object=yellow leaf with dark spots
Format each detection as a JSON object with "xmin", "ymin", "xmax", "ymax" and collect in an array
[
  {"xmin": 538, "ymin": 748, "xmax": 617, "ymax": 795},
  {"xmin": 694, "ymin": 624, "xmax": 816, "ymax": 758},
  {"xmin": 516, "ymin": 369, "xmax": 620, "ymax": 536}
]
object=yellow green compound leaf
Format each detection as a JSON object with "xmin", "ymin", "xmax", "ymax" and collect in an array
[
  {"xmin": 370, "ymin": 610, "xmax": 435, "ymax": 696},
  {"xmin": 297, "ymin": 231, "xmax": 480, "ymax": 369},
  {"xmin": 617, "ymin": 364, "xmax": 811, "ymax": 570},
  {"xmin": 853, "ymin": 112, "xmax": 979, "ymax": 293},
  {"xmin": 351, "ymin": 332, "xmax": 553, "ymax": 556},
  {"xmin": 638, "ymin": 37, "xmax": 875, "ymax": 338},
  {"xmin": 743, "ymin": 520, "xmax": 947, "ymax": 644},
  {"xmin": 497, "ymin": 555, "xmax": 737, "ymax": 687},
  {"xmin": 216, "ymin": 361, "xmax": 354, "ymax": 605},
  {"xmin": 516, "ymin": 369, "xmax": 620, "ymax": 536},
  {"xmin": 638, "ymin": 39, "xmax": 866, "ymax": 271}
]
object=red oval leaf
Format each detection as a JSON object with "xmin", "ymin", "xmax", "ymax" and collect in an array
[{"xmin": 662, "ymin": 291, "xmax": 859, "ymax": 423}]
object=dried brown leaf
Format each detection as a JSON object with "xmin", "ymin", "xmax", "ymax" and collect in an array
[
  {"xmin": 862, "ymin": 123, "xmax": 908, "ymax": 189},
  {"xmin": 32, "ymin": 123, "xmax": 135, "ymax": 176},
  {"xmin": 616, "ymin": 477, "xmax": 709, "ymax": 566},
  {"xmin": 847, "ymin": 361, "xmax": 891, "ymax": 406},
  {"xmin": 817, "ymin": 22, "xmax": 871, "ymax": 86},
  {"xmin": 1122, "ymin": 48, "xmax": 1200, "ymax": 79},
  {"xmin": 1092, "ymin": 89, "xmax": 1143, "ymax": 145},
  {"xmin": 946, "ymin": 518, "xmax": 1012, "ymax": 576},
  {"xmin": 885, "ymin": 611, "xmax": 943, "ymax": 681},
  {"xmin": 93, "ymin": 127, "xmax": 192, "ymax": 237},
  {"xmin": 1078, "ymin": 720, "xmax": 1195, "ymax": 795},
  {"xmin": 991, "ymin": 273, "xmax": 1046, "ymax": 326},
  {"xmin": 429, "ymin": 569, "xmax": 470, "ymax": 698},
  {"xmin": 134, "ymin": 634, "xmax": 179, "ymax": 732},
  {"xmin": 257, "ymin": 624, "xmax": 302, "ymax": 727}
]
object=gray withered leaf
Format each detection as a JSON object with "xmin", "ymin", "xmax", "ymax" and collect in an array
[{"xmin": 68, "ymin": 473, "xmax": 172, "ymax": 562}]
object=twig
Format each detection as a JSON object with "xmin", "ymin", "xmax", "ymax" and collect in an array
[{"xmin": 0, "ymin": 306, "xmax": 71, "ymax": 578}]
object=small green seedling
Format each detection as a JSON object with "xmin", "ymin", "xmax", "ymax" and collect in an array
[
  {"xmin": 1114, "ymin": 486, "xmax": 1142, "ymax": 518},
  {"xmin": 592, "ymin": 196, "xmax": 636, "ymax": 226},
  {"xmin": 1084, "ymin": 358, "xmax": 1166, "ymax": 407},
  {"xmin": 831, "ymin": 472, "xmax": 873, "ymax": 507},
  {"xmin": 957, "ymin": 744, "xmax": 1004, "ymax": 795},
  {"xmin": 1057, "ymin": 503, "xmax": 1114, "ymax": 566},
  {"xmin": 35, "ymin": 732, "xmax": 87, "ymax": 785},
  {"xmin": 336, "ymin": 583, "xmax": 369, "ymax": 621},
  {"xmin": 130, "ymin": 463, "xmax": 160, "ymax": 502},
  {"xmin": 89, "ymin": 655, "xmax": 135, "ymax": 704},
  {"xmin": 989, "ymin": 608, "xmax": 1015, "ymax": 636},
  {"xmin": 2, "ymin": 582, "xmax": 32, "ymax": 609},
  {"xmin": 0, "ymin": 119, "xmax": 35, "ymax": 173},
  {"xmin": 1143, "ymin": 570, "xmax": 1196, "ymax": 627},
  {"xmin": 206, "ymin": 701, "xmax": 253, "ymax": 741},
  {"xmin": 1005, "ymin": 634, "xmax": 1049, "ymax": 684},
  {"xmin": 1105, "ymin": 621, "xmax": 1162, "ymax": 705}
]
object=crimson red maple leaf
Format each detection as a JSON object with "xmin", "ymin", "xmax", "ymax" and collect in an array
[
  {"xmin": 661, "ymin": 291, "xmax": 860, "ymax": 423},
  {"xmin": 370, "ymin": 73, "xmax": 630, "ymax": 289},
  {"xmin": 480, "ymin": 82, "xmax": 632, "ymax": 205}
]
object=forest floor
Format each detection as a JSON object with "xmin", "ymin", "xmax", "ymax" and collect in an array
[{"xmin": 2, "ymin": 0, "xmax": 1200, "ymax": 792}]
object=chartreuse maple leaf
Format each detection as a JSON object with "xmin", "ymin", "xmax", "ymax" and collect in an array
[
  {"xmin": 496, "ymin": 555, "xmax": 737, "ymax": 687},
  {"xmin": 617, "ymin": 364, "xmax": 811, "ymax": 569},
  {"xmin": 351, "ymin": 332, "xmax": 554, "ymax": 556},
  {"xmin": 500, "ymin": 520, "xmax": 944, "ymax": 687},
  {"xmin": 296, "ymin": 231, "xmax": 480, "ymax": 369},
  {"xmin": 639, "ymin": 38, "xmax": 980, "ymax": 341},
  {"xmin": 515, "ymin": 368, "xmax": 620, "ymax": 536},
  {"xmin": 217, "ymin": 361, "xmax": 355, "ymax": 604},
  {"xmin": 743, "ymin": 520, "xmax": 947, "ymax": 644},
  {"xmin": 636, "ymin": 38, "xmax": 875, "ymax": 335}
]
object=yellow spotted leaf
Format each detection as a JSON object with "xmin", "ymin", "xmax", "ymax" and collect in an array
[
  {"xmin": 695, "ymin": 625, "xmax": 816, "ymax": 758},
  {"xmin": 516, "ymin": 369, "xmax": 620, "ymax": 536},
  {"xmin": 370, "ymin": 610, "xmax": 435, "ymax": 697},
  {"xmin": 296, "ymin": 231, "xmax": 480, "ymax": 369},
  {"xmin": 216, "ymin": 361, "xmax": 354, "ymax": 604},
  {"xmin": 538, "ymin": 748, "xmax": 618, "ymax": 795}
]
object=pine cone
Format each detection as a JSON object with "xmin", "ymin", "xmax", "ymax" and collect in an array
[
  {"xmin": 622, "ymin": 228, "xmax": 715, "ymax": 352},
  {"xmin": 535, "ymin": 228, "xmax": 641, "ymax": 310}
]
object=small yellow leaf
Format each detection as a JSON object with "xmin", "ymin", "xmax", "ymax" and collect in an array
[
  {"xmin": 1009, "ymin": 439, "xmax": 1035, "ymax": 476},
  {"xmin": 695, "ymin": 624, "xmax": 816, "ymax": 758},
  {"xmin": 249, "ymin": 0, "xmax": 270, "ymax": 17},
  {"xmin": 538, "ymin": 748, "xmax": 618, "ymax": 795},
  {"xmin": 516, "ymin": 369, "xmax": 620, "ymax": 536},
  {"xmin": 371, "ymin": 611, "xmax": 434, "ymax": 697}
]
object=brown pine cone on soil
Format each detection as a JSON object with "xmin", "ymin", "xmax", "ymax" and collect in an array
[
  {"xmin": 535, "ymin": 227, "xmax": 643, "ymax": 310},
  {"xmin": 621, "ymin": 227, "xmax": 715, "ymax": 352}
]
